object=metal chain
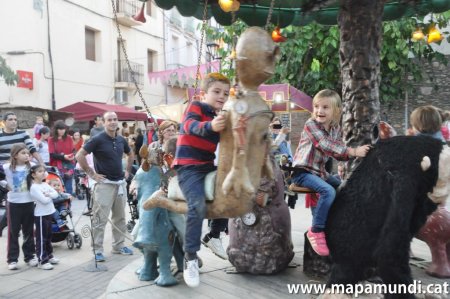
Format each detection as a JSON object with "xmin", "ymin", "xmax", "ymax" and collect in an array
[
  {"xmin": 111, "ymin": 0, "xmax": 155, "ymax": 122},
  {"xmin": 193, "ymin": 0, "xmax": 209, "ymax": 98},
  {"xmin": 264, "ymin": 0, "xmax": 276, "ymax": 30}
]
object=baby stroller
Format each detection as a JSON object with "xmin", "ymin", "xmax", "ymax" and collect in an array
[
  {"xmin": 126, "ymin": 171, "xmax": 139, "ymax": 233},
  {"xmin": 74, "ymin": 169, "xmax": 90, "ymax": 202},
  {"xmin": 46, "ymin": 167, "xmax": 82, "ymax": 250},
  {"xmin": 74, "ymin": 169, "xmax": 92, "ymax": 216},
  {"xmin": 0, "ymin": 183, "xmax": 8, "ymax": 237}
]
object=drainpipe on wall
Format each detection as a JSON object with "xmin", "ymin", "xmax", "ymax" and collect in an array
[{"xmin": 46, "ymin": 0, "xmax": 56, "ymax": 110}]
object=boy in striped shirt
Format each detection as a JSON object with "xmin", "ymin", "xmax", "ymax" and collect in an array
[{"xmin": 173, "ymin": 73, "xmax": 230, "ymax": 287}]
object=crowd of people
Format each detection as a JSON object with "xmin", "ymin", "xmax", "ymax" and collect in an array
[{"xmin": 0, "ymin": 112, "xmax": 158, "ymax": 270}]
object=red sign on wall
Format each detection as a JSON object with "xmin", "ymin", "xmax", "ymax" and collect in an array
[{"xmin": 17, "ymin": 70, "xmax": 33, "ymax": 90}]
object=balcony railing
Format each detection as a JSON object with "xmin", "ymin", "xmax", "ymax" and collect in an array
[
  {"xmin": 184, "ymin": 18, "xmax": 196, "ymax": 34},
  {"xmin": 114, "ymin": 0, "xmax": 142, "ymax": 27},
  {"xmin": 170, "ymin": 10, "xmax": 182, "ymax": 27},
  {"xmin": 114, "ymin": 60, "xmax": 144, "ymax": 87}
]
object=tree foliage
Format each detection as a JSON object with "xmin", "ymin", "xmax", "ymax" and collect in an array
[
  {"xmin": 0, "ymin": 56, "xmax": 18, "ymax": 86},
  {"xmin": 205, "ymin": 13, "xmax": 449, "ymax": 103}
]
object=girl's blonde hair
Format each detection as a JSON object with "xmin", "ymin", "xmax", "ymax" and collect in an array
[
  {"xmin": 312, "ymin": 89, "xmax": 342, "ymax": 126},
  {"xmin": 410, "ymin": 105, "xmax": 442, "ymax": 134},
  {"xmin": 9, "ymin": 144, "xmax": 31, "ymax": 171}
]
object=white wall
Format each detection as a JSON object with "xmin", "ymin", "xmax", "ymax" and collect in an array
[{"xmin": 0, "ymin": 0, "xmax": 166, "ymax": 111}]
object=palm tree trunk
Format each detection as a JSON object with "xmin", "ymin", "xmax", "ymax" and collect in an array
[{"xmin": 338, "ymin": 0, "xmax": 384, "ymax": 147}]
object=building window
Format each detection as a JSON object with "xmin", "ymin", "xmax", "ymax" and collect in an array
[
  {"xmin": 171, "ymin": 35, "xmax": 179, "ymax": 67},
  {"xmin": 85, "ymin": 27, "xmax": 96, "ymax": 61},
  {"xmin": 147, "ymin": 50, "xmax": 155, "ymax": 73}
]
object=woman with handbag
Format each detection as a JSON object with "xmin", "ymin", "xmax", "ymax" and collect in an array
[{"xmin": 49, "ymin": 120, "xmax": 75, "ymax": 195}]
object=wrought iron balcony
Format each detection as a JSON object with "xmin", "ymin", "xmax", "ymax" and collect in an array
[
  {"xmin": 114, "ymin": 60, "xmax": 144, "ymax": 89},
  {"xmin": 114, "ymin": 0, "xmax": 143, "ymax": 27}
]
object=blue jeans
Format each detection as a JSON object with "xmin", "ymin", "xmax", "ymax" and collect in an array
[
  {"xmin": 176, "ymin": 164, "xmax": 216, "ymax": 254},
  {"xmin": 63, "ymin": 174, "xmax": 73, "ymax": 195},
  {"xmin": 292, "ymin": 172, "xmax": 341, "ymax": 230}
]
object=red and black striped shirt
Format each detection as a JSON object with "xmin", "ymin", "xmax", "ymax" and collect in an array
[{"xmin": 173, "ymin": 101, "xmax": 219, "ymax": 166}]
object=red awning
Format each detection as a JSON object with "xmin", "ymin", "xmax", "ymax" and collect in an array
[{"xmin": 58, "ymin": 101, "xmax": 148, "ymax": 121}]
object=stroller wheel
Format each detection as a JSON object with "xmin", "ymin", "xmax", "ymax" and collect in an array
[
  {"xmin": 74, "ymin": 233, "xmax": 82, "ymax": 249},
  {"xmin": 126, "ymin": 220, "xmax": 135, "ymax": 233},
  {"xmin": 67, "ymin": 232, "xmax": 75, "ymax": 249}
]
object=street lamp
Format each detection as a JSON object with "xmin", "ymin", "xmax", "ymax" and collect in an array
[
  {"xmin": 206, "ymin": 42, "xmax": 221, "ymax": 60},
  {"xmin": 206, "ymin": 42, "xmax": 221, "ymax": 72}
]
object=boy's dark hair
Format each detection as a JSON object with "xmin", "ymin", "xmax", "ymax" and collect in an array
[
  {"xmin": 39, "ymin": 126, "xmax": 50, "ymax": 135},
  {"xmin": 3, "ymin": 112, "xmax": 16, "ymax": 121},
  {"xmin": 26, "ymin": 164, "xmax": 46, "ymax": 190},
  {"xmin": 410, "ymin": 105, "xmax": 442, "ymax": 134},
  {"xmin": 200, "ymin": 73, "xmax": 230, "ymax": 92},
  {"xmin": 94, "ymin": 115, "xmax": 102, "ymax": 121}
]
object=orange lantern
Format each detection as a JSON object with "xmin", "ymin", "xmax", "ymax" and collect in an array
[
  {"xmin": 411, "ymin": 28, "xmax": 425, "ymax": 42},
  {"xmin": 271, "ymin": 27, "xmax": 287, "ymax": 43},
  {"xmin": 218, "ymin": 0, "xmax": 240, "ymax": 12},
  {"xmin": 427, "ymin": 24, "xmax": 443, "ymax": 44}
]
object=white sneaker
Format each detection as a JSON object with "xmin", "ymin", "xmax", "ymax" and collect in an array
[
  {"xmin": 202, "ymin": 237, "xmax": 228, "ymax": 260},
  {"xmin": 26, "ymin": 257, "xmax": 39, "ymax": 267},
  {"xmin": 8, "ymin": 262, "xmax": 18, "ymax": 270},
  {"xmin": 49, "ymin": 257, "xmax": 60, "ymax": 264},
  {"xmin": 183, "ymin": 259, "xmax": 200, "ymax": 288},
  {"xmin": 38, "ymin": 263, "xmax": 53, "ymax": 270}
]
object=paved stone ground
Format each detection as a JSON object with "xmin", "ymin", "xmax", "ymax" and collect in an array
[
  {"xmin": 103, "ymin": 197, "xmax": 450, "ymax": 299},
  {"xmin": 1, "ymin": 195, "xmax": 449, "ymax": 299}
]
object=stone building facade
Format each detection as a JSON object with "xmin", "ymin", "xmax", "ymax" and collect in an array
[{"xmin": 380, "ymin": 56, "xmax": 450, "ymax": 134}]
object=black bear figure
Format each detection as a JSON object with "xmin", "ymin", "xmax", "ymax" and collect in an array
[{"xmin": 325, "ymin": 135, "xmax": 450, "ymax": 299}]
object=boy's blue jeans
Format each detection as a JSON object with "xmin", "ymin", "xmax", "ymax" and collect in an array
[
  {"xmin": 176, "ymin": 163, "xmax": 216, "ymax": 254},
  {"xmin": 292, "ymin": 172, "xmax": 341, "ymax": 230}
]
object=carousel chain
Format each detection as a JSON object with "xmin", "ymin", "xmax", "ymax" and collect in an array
[
  {"xmin": 111, "ymin": 0, "xmax": 155, "ymax": 121},
  {"xmin": 193, "ymin": 0, "xmax": 209, "ymax": 96},
  {"xmin": 264, "ymin": 0, "xmax": 276, "ymax": 30}
]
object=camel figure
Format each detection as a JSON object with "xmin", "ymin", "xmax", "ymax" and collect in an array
[{"xmin": 143, "ymin": 27, "xmax": 279, "ymax": 218}]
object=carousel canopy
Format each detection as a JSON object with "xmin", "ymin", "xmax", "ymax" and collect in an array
[{"xmin": 150, "ymin": 0, "xmax": 450, "ymax": 28}]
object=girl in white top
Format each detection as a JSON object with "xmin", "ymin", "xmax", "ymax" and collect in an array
[
  {"xmin": 4, "ymin": 144, "xmax": 37, "ymax": 270},
  {"xmin": 27, "ymin": 164, "xmax": 60, "ymax": 270}
]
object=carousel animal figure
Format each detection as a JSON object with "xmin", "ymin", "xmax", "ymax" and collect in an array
[
  {"xmin": 379, "ymin": 120, "xmax": 450, "ymax": 279},
  {"xmin": 416, "ymin": 205, "xmax": 450, "ymax": 278},
  {"xmin": 132, "ymin": 122, "xmax": 185, "ymax": 286},
  {"xmin": 143, "ymin": 26, "xmax": 280, "ymax": 219},
  {"xmin": 227, "ymin": 155, "xmax": 294, "ymax": 274},
  {"xmin": 323, "ymin": 135, "xmax": 450, "ymax": 298}
]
